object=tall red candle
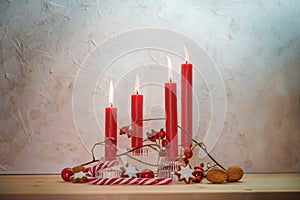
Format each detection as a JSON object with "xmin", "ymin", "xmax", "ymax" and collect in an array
[
  {"xmin": 181, "ymin": 47, "xmax": 193, "ymax": 149},
  {"xmin": 165, "ymin": 57, "xmax": 178, "ymax": 161},
  {"xmin": 131, "ymin": 75, "xmax": 143, "ymax": 154},
  {"xmin": 105, "ymin": 81, "xmax": 117, "ymax": 161}
]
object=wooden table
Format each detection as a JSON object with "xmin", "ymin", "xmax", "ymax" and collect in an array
[{"xmin": 0, "ymin": 173, "xmax": 300, "ymax": 200}]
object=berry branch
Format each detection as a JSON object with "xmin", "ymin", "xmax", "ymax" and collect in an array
[
  {"xmin": 177, "ymin": 125, "xmax": 225, "ymax": 170},
  {"xmin": 80, "ymin": 140, "xmax": 161, "ymax": 167},
  {"xmin": 80, "ymin": 117, "xmax": 225, "ymax": 170}
]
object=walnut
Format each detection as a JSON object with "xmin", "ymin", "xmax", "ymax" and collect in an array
[
  {"xmin": 205, "ymin": 168, "xmax": 227, "ymax": 184},
  {"xmin": 226, "ymin": 166, "xmax": 244, "ymax": 182}
]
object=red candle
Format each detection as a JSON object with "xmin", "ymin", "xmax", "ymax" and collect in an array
[
  {"xmin": 131, "ymin": 75, "xmax": 143, "ymax": 154},
  {"xmin": 165, "ymin": 57, "xmax": 178, "ymax": 161},
  {"xmin": 181, "ymin": 47, "xmax": 193, "ymax": 149},
  {"xmin": 105, "ymin": 81, "xmax": 117, "ymax": 161}
]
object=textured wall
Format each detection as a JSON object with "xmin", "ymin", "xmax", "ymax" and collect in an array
[{"xmin": 0, "ymin": 0, "xmax": 299, "ymax": 174}]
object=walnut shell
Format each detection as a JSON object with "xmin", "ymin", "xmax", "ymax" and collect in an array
[
  {"xmin": 226, "ymin": 166, "xmax": 244, "ymax": 182},
  {"xmin": 205, "ymin": 168, "xmax": 227, "ymax": 184}
]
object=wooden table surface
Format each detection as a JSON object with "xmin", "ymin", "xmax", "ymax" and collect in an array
[{"xmin": 0, "ymin": 173, "xmax": 300, "ymax": 200}]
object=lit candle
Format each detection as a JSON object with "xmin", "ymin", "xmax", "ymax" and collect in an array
[
  {"xmin": 131, "ymin": 74, "xmax": 143, "ymax": 154},
  {"xmin": 165, "ymin": 56, "xmax": 178, "ymax": 161},
  {"xmin": 181, "ymin": 47, "xmax": 193, "ymax": 149},
  {"xmin": 105, "ymin": 81, "xmax": 117, "ymax": 161}
]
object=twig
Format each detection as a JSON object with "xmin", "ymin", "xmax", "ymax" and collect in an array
[
  {"xmin": 116, "ymin": 143, "xmax": 160, "ymax": 157},
  {"xmin": 80, "ymin": 159, "xmax": 100, "ymax": 166},
  {"xmin": 80, "ymin": 142, "xmax": 105, "ymax": 166},
  {"xmin": 80, "ymin": 141, "xmax": 161, "ymax": 167},
  {"xmin": 117, "ymin": 143, "xmax": 160, "ymax": 167},
  {"xmin": 130, "ymin": 117, "xmax": 165, "ymax": 127},
  {"xmin": 178, "ymin": 125, "xmax": 225, "ymax": 170},
  {"xmin": 125, "ymin": 154, "xmax": 158, "ymax": 167}
]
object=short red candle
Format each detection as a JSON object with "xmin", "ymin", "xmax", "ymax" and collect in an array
[
  {"xmin": 105, "ymin": 81, "xmax": 117, "ymax": 161},
  {"xmin": 131, "ymin": 91, "xmax": 143, "ymax": 154},
  {"xmin": 165, "ymin": 57, "xmax": 178, "ymax": 161},
  {"xmin": 181, "ymin": 62, "xmax": 193, "ymax": 149},
  {"xmin": 105, "ymin": 106, "xmax": 117, "ymax": 161},
  {"xmin": 165, "ymin": 82, "xmax": 178, "ymax": 161}
]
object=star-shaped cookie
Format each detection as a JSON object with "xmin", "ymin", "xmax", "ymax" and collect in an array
[
  {"xmin": 72, "ymin": 171, "xmax": 86, "ymax": 179},
  {"xmin": 175, "ymin": 164, "xmax": 195, "ymax": 184},
  {"xmin": 69, "ymin": 166, "xmax": 88, "ymax": 183},
  {"xmin": 121, "ymin": 164, "xmax": 139, "ymax": 178}
]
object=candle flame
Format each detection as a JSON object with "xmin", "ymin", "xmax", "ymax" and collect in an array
[
  {"xmin": 167, "ymin": 56, "xmax": 172, "ymax": 82},
  {"xmin": 184, "ymin": 46, "xmax": 190, "ymax": 63},
  {"xmin": 135, "ymin": 74, "xmax": 140, "ymax": 94},
  {"xmin": 109, "ymin": 80, "xmax": 114, "ymax": 107}
]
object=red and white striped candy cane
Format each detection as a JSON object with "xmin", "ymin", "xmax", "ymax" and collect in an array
[
  {"xmin": 86, "ymin": 161, "xmax": 172, "ymax": 185},
  {"xmin": 89, "ymin": 177, "xmax": 172, "ymax": 185},
  {"xmin": 86, "ymin": 160, "xmax": 119, "ymax": 181}
]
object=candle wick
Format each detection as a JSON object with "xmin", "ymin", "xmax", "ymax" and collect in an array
[
  {"xmin": 185, "ymin": 61, "xmax": 188, "ymax": 64},
  {"xmin": 136, "ymin": 90, "xmax": 139, "ymax": 95},
  {"xmin": 110, "ymin": 102, "xmax": 113, "ymax": 107},
  {"xmin": 169, "ymin": 77, "xmax": 172, "ymax": 82}
]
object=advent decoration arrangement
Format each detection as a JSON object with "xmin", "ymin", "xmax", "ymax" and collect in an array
[{"xmin": 61, "ymin": 48, "xmax": 244, "ymax": 185}]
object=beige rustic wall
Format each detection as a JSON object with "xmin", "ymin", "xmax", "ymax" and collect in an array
[{"xmin": 0, "ymin": 0, "xmax": 299, "ymax": 173}]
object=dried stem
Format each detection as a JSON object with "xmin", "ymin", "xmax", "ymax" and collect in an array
[
  {"xmin": 80, "ymin": 159, "xmax": 100, "ymax": 166},
  {"xmin": 80, "ymin": 141, "xmax": 104, "ymax": 166},
  {"xmin": 118, "ymin": 143, "xmax": 160, "ymax": 167},
  {"xmin": 130, "ymin": 117, "xmax": 165, "ymax": 127},
  {"xmin": 178, "ymin": 125, "xmax": 225, "ymax": 170},
  {"xmin": 125, "ymin": 154, "xmax": 158, "ymax": 167},
  {"xmin": 80, "ymin": 141, "xmax": 161, "ymax": 167},
  {"xmin": 116, "ymin": 143, "xmax": 160, "ymax": 157}
]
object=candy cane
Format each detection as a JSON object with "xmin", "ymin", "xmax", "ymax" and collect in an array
[
  {"xmin": 89, "ymin": 177, "xmax": 172, "ymax": 185},
  {"xmin": 86, "ymin": 160, "xmax": 119, "ymax": 182},
  {"xmin": 87, "ymin": 161, "xmax": 172, "ymax": 185}
]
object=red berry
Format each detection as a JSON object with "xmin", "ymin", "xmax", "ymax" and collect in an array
[
  {"xmin": 156, "ymin": 128, "xmax": 166, "ymax": 139},
  {"xmin": 161, "ymin": 139, "xmax": 169, "ymax": 147},
  {"xmin": 151, "ymin": 129, "xmax": 159, "ymax": 139},
  {"xmin": 193, "ymin": 168, "xmax": 204, "ymax": 183},
  {"xmin": 146, "ymin": 130, "xmax": 156, "ymax": 142},
  {"xmin": 184, "ymin": 148, "xmax": 193, "ymax": 159},
  {"xmin": 120, "ymin": 126, "xmax": 129, "ymax": 135},
  {"xmin": 61, "ymin": 167, "xmax": 74, "ymax": 182},
  {"xmin": 140, "ymin": 169, "xmax": 154, "ymax": 178},
  {"xmin": 127, "ymin": 129, "xmax": 134, "ymax": 138}
]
